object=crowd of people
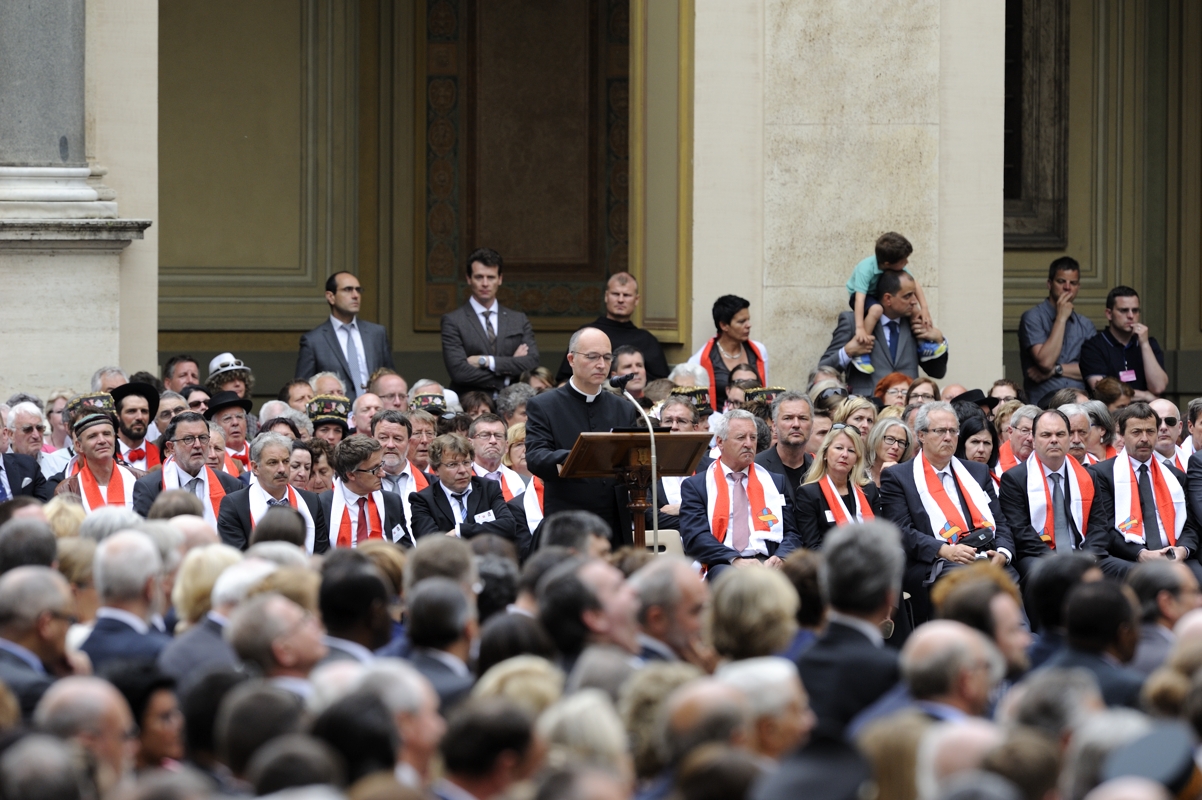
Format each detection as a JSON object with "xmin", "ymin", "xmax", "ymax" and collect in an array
[{"xmin": 0, "ymin": 242, "xmax": 1194, "ymax": 800}]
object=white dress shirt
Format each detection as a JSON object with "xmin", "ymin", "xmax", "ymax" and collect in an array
[
  {"xmin": 468, "ymin": 296, "xmax": 498, "ymax": 372},
  {"xmin": 331, "ymin": 314, "xmax": 369, "ymax": 391}
]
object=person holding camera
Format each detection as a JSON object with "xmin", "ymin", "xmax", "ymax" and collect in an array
[{"xmin": 878, "ymin": 401, "xmax": 1016, "ymax": 624}]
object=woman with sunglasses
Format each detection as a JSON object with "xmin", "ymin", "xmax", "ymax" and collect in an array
[
  {"xmin": 809, "ymin": 380, "xmax": 848, "ymax": 415},
  {"xmin": 866, "ymin": 418, "xmax": 914, "ymax": 487},
  {"xmin": 795, "ymin": 424, "xmax": 877, "ymax": 551}
]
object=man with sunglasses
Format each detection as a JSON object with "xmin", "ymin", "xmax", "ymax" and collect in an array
[
  {"xmin": 1150, "ymin": 399, "xmax": 1188, "ymax": 471},
  {"xmin": 526, "ymin": 327, "xmax": 641, "ymax": 546},
  {"xmin": 132, "ymin": 412, "xmax": 244, "ymax": 526},
  {"xmin": 3, "ymin": 403, "xmax": 57, "ymax": 495}
]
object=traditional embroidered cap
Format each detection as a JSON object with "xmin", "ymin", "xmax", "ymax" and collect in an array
[
  {"xmin": 670, "ymin": 385, "xmax": 713, "ymax": 417},
  {"xmin": 411, "ymin": 392, "xmax": 448, "ymax": 415},
  {"xmin": 308, "ymin": 394, "xmax": 351, "ymax": 434},
  {"xmin": 745, "ymin": 386, "xmax": 787, "ymax": 405},
  {"xmin": 64, "ymin": 392, "xmax": 115, "ymax": 429},
  {"xmin": 110, "ymin": 381, "xmax": 160, "ymax": 420},
  {"xmin": 72, "ymin": 411, "xmax": 116, "ymax": 437}
]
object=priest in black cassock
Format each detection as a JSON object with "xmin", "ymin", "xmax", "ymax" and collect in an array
[
  {"xmin": 554, "ymin": 272, "xmax": 669, "ymax": 382},
  {"xmin": 527, "ymin": 327, "xmax": 641, "ymax": 545}
]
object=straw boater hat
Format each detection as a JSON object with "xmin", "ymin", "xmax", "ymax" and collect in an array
[
  {"xmin": 670, "ymin": 385, "xmax": 713, "ymax": 418},
  {"xmin": 307, "ymin": 394, "xmax": 351, "ymax": 436},
  {"xmin": 744, "ymin": 386, "xmax": 787, "ymax": 406}
]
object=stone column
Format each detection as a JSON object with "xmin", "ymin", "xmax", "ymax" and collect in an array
[{"xmin": 0, "ymin": 0, "xmax": 149, "ymax": 398}]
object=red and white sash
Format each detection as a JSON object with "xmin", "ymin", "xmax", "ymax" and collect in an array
[
  {"xmin": 993, "ymin": 440, "xmax": 1019, "ymax": 481},
  {"xmin": 817, "ymin": 475, "xmax": 874, "ymax": 526},
  {"xmin": 1024, "ymin": 453, "xmax": 1093, "ymax": 548},
  {"xmin": 704, "ymin": 461, "xmax": 786, "ymax": 556},
  {"xmin": 912, "ymin": 452, "xmax": 995, "ymax": 543},
  {"xmin": 472, "ymin": 463, "xmax": 527, "ymax": 501},
  {"xmin": 1112, "ymin": 456, "xmax": 1185, "ymax": 547},
  {"xmin": 248, "ymin": 483, "xmax": 317, "ymax": 553},
  {"xmin": 329, "ymin": 479, "xmax": 397, "ymax": 547},
  {"xmin": 78, "ymin": 461, "xmax": 137, "ymax": 513},
  {"xmin": 523, "ymin": 476, "xmax": 545, "ymax": 534},
  {"xmin": 161, "ymin": 458, "xmax": 227, "ymax": 527}
]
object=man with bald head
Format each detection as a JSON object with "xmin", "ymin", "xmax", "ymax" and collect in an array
[
  {"xmin": 34, "ymin": 676, "xmax": 136, "ymax": 794},
  {"xmin": 1150, "ymin": 398, "xmax": 1187, "ymax": 470},
  {"xmin": 640, "ymin": 678, "xmax": 750, "ymax": 799},
  {"xmin": 525, "ymin": 327, "xmax": 640, "ymax": 545},
  {"xmin": 0, "ymin": 566, "xmax": 78, "ymax": 718}
]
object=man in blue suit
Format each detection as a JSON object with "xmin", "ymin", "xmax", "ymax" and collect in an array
[
  {"xmin": 296, "ymin": 271, "xmax": 395, "ymax": 399},
  {"xmin": 80, "ymin": 531, "xmax": 172, "ymax": 670},
  {"xmin": 678, "ymin": 410, "xmax": 800, "ymax": 580}
]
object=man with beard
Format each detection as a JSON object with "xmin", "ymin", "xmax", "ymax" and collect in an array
[
  {"xmin": 217, "ymin": 432, "xmax": 329, "ymax": 552},
  {"xmin": 469, "ymin": 414, "xmax": 525, "ymax": 501},
  {"xmin": 526, "ymin": 327, "xmax": 641, "ymax": 546},
  {"xmin": 372, "ymin": 410, "xmax": 427, "ymax": 531},
  {"xmin": 54, "ymin": 412, "xmax": 140, "ymax": 511},
  {"xmin": 111, "ymin": 383, "xmax": 160, "ymax": 472},
  {"xmin": 755, "ymin": 391, "xmax": 814, "ymax": 506},
  {"xmin": 556, "ymin": 272, "xmax": 669, "ymax": 382},
  {"xmin": 132, "ymin": 412, "xmax": 244, "ymax": 527},
  {"xmin": 205, "ymin": 392, "xmax": 253, "ymax": 475},
  {"xmin": 1000, "ymin": 410, "xmax": 1097, "ymax": 578}
]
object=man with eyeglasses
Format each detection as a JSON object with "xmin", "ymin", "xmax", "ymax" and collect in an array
[
  {"xmin": 3, "ymin": 403, "xmax": 56, "ymax": 496},
  {"xmin": 370, "ymin": 369, "xmax": 410, "ymax": 412},
  {"xmin": 370, "ymin": 410, "xmax": 427, "ymax": 532},
  {"xmin": 0, "ymin": 566, "xmax": 82, "ymax": 719},
  {"xmin": 296, "ymin": 271, "xmax": 396, "ymax": 400},
  {"xmin": 205, "ymin": 391, "xmax": 254, "ymax": 476},
  {"xmin": 468, "ymin": 414, "xmax": 525, "ymax": 502},
  {"xmin": 440, "ymin": 247, "xmax": 540, "ymax": 396},
  {"xmin": 999, "ymin": 409, "xmax": 1097, "ymax": 579},
  {"xmin": 409, "ymin": 433, "xmax": 517, "ymax": 543},
  {"xmin": 1149, "ymin": 399, "xmax": 1187, "ymax": 470},
  {"xmin": 317, "ymin": 434, "xmax": 408, "ymax": 548},
  {"xmin": 993, "ymin": 404, "xmax": 1040, "ymax": 480},
  {"xmin": 879, "ymin": 401, "xmax": 1016, "ymax": 623},
  {"xmin": 526, "ymin": 327, "xmax": 641, "ymax": 546},
  {"xmin": 555, "ymin": 271, "xmax": 670, "ymax": 383},
  {"xmin": 217, "ymin": 432, "xmax": 329, "ymax": 552},
  {"xmin": 132, "ymin": 412, "xmax": 244, "ymax": 526}
]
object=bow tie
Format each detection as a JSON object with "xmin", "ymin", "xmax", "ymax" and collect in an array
[{"xmin": 126, "ymin": 448, "xmax": 146, "ymax": 462}]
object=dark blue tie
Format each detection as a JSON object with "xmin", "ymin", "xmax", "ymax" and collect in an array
[
  {"xmin": 0, "ymin": 465, "xmax": 8, "ymax": 502},
  {"xmin": 886, "ymin": 320, "xmax": 900, "ymax": 362}
]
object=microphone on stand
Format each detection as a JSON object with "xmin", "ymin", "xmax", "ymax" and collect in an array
[
  {"xmin": 609, "ymin": 373, "xmax": 638, "ymax": 390},
  {"xmin": 609, "ymin": 371, "xmax": 660, "ymax": 554}
]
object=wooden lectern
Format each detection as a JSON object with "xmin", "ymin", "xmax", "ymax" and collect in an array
[{"xmin": 560, "ymin": 431, "xmax": 712, "ymax": 548}]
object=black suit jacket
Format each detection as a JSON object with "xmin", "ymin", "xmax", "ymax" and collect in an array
[
  {"xmin": 796, "ymin": 620, "xmax": 899, "ymax": 739},
  {"xmin": 525, "ymin": 384, "xmax": 641, "ymax": 544},
  {"xmin": 1086, "ymin": 457, "xmax": 1198, "ymax": 575},
  {"xmin": 295, "ymin": 317, "xmax": 394, "ymax": 397},
  {"xmin": 317, "ymin": 488, "xmax": 409, "ymax": 547},
  {"xmin": 132, "ymin": 467, "xmax": 245, "ymax": 518},
  {"xmin": 0, "ymin": 646, "xmax": 53, "ymax": 720},
  {"xmin": 408, "ymin": 649, "xmax": 474, "ymax": 711},
  {"xmin": 998, "ymin": 462, "xmax": 1089, "ymax": 564},
  {"xmin": 156, "ymin": 615, "xmax": 238, "ymax": 695},
  {"xmin": 2, "ymin": 453, "xmax": 52, "ymax": 501},
  {"xmin": 440, "ymin": 302, "xmax": 539, "ymax": 394},
  {"xmin": 818, "ymin": 311, "xmax": 949, "ymax": 397},
  {"xmin": 794, "ymin": 481, "xmax": 879, "ymax": 551},
  {"xmin": 408, "ymin": 476, "xmax": 518, "ymax": 542},
  {"xmin": 216, "ymin": 487, "xmax": 330, "ymax": 552},
  {"xmin": 1041, "ymin": 646, "xmax": 1144, "ymax": 708},
  {"xmin": 754, "ymin": 447, "xmax": 813, "ymax": 507},
  {"xmin": 878, "ymin": 457, "xmax": 1015, "ymax": 568},
  {"xmin": 81, "ymin": 616, "xmax": 173, "ymax": 671}
]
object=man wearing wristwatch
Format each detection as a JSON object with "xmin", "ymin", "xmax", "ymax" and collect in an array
[
  {"xmin": 1018, "ymin": 257, "xmax": 1097, "ymax": 407},
  {"xmin": 440, "ymin": 247, "xmax": 541, "ymax": 397}
]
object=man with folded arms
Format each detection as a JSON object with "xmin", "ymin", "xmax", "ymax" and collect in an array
[
  {"xmin": 1088, "ymin": 402, "xmax": 1198, "ymax": 580},
  {"xmin": 1000, "ymin": 409, "xmax": 1097, "ymax": 578}
]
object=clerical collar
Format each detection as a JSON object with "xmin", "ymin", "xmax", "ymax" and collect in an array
[{"xmin": 568, "ymin": 377, "xmax": 601, "ymax": 402}]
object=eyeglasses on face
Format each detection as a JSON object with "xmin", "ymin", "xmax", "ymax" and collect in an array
[
  {"xmin": 926, "ymin": 427, "xmax": 960, "ymax": 437},
  {"xmin": 439, "ymin": 460, "xmax": 472, "ymax": 471},
  {"xmin": 353, "ymin": 463, "xmax": 384, "ymax": 476},
  {"xmin": 172, "ymin": 435, "xmax": 211, "ymax": 447},
  {"xmin": 884, "ymin": 387, "xmax": 908, "ymax": 398},
  {"xmin": 472, "ymin": 432, "xmax": 505, "ymax": 441},
  {"xmin": 909, "ymin": 392, "xmax": 936, "ymax": 402},
  {"xmin": 882, "ymin": 435, "xmax": 909, "ymax": 448},
  {"xmin": 573, "ymin": 351, "xmax": 614, "ymax": 365}
]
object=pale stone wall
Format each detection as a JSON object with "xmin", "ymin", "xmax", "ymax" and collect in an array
[
  {"xmin": 692, "ymin": 0, "xmax": 1005, "ymax": 392},
  {"xmin": 86, "ymin": 0, "xmax": 159, "ymax": 375}
]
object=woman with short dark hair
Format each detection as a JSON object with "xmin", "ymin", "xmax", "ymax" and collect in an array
[{"xmin": 687, "ymin": 295, "xmax": 769, "ymax": 410}]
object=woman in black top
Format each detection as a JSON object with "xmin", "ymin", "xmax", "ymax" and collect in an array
[{"xmin": 795, "ymin": 424, "xmax": 879, "ymax": 551}]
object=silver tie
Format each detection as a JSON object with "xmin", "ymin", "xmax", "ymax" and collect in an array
[
  {"xmin": 1049, "ymin": 473, "xmax": 1072, "ymax": 551},
  {"xmin": 345, "ymin": 322, "xmax": 364, "ymax": 391}
]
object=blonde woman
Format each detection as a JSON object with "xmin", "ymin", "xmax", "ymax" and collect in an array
[
  {"xmin": 796, "ymin": 425, "xmax": 877, "ymax": 550},
  {"xmin": 503, "ymin": 422, "xmax": 532, "ymax": 482},
  {"xmin": 172, "ymin": 544, "xmax": 243, "ymax": 632},
  {"xmin": 832, "ymin": 395, "xmax": 876, "ymax": 439},
  {"xmin": 866, "ymin": 418, "xmax": 915, "ymax": 487}
]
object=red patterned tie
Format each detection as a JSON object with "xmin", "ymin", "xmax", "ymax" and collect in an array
[{"xmin": 357, "ymin": 497, "xmax": 369, "ymax": 544}]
